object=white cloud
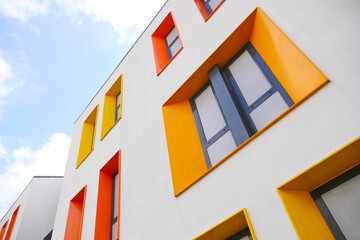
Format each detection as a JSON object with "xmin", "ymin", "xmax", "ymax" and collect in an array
[
  {"xmin": 0, "ymin": 0, "xmax": 50, "ymax": 22},
  {"xmin": 0, "ymin": 133, "xmax": 71, "ymax": 218},
  {"xmin": 0, "ymin": 55, "xmax": 23, "ymax": 119},
  {"xmin": 57, "ymin": 0, "xmax": 167, "ymax": 43}
]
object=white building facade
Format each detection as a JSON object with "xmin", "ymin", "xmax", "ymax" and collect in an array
[
  {"xmin": 0, "ymin": 176, "xmax": 63, "ymax": 240},
  {"xmin": 51, "ymin": 0, "xmax": 360, "ymax": 239}
]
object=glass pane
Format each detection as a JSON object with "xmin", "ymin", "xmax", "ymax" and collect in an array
[
  {"xmin": 207, "ymin": 130, "xmax": 236, "ymax": 166},
  {"xmin": 194, "ymin": 85, "xmax": 226, "ymax": 140},
  {"xmin": 239, "ymin": 236, "xmax": 249, "ymax": 240},
  {"xmin": 169, "ymin": 38, "xmax": 182, "ymax": 58},
  {"xmin": 116, "ymin": 93, "xmax": 121, "ymax": 108},
  {"xmin": 228, "ymin": 50, "xmax": 272, "ymax": 106},
  {"xmin": 208, "ymin": 0, "xmax": 223, "ymax": 11},
  {"xmin": 165, "ymin": 27, "xmax": 178, "ymax": 45},
  {"xmin": 115, "ymin": 107, "xmax": 121, "ymax": 121},
  {"xmin": 250, "ymin": 92, "xmax": 289, "ymax": 131},
  {"xmin": 321, "ymin": 173, "xmax": 360, "ymax": 240},
  {"xmin": 111, "ymin": 222, "xmax": 117, "ymax": 240},
  {"xmin": 113, "ymin": 172, "xmax": 119, "ymax": 217}
]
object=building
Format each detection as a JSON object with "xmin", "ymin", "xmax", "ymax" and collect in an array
[
  {"xmin": 0, "ymin": 176, "xmax": 63, "ymax": 240},
  {"xmin": 2, "ymin": 0, "xmax": 356, "ymax": 239}
]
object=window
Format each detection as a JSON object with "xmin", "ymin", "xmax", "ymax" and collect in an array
[
  {"xmin": 101, "ymin": 74, "xmax": 123, "ymax": 140},
  {"xmin": 310, "ymin": 164, "xmax": 360, "ymax": 240},
  {"xmin": 110, "ymin": 171, "xmax": 119, "ymax": 240},
  {"xmin": 64, "ymin": 186, "xmax": 87, "ymax": 240},
  {"xmin": 190, "ymin": 43, "xmax": 293, "ymax": 168},
  {"xmin": 277, "ymin": 136, "xmax": 360, "ymax": 239},
  {"xmin": 163, "ymin": 8, "xmax": 328, "ymax": 196},
  {"xmin": 193, "ymin": 209, "xmax": 256, "ymax": 240},
  {"xmin": 43, "ymin": 230, "xmax": 52, "ymax": 240},
  {"xmin": 94, "ymin": 151, "xmax": 121, "ymax": 240},
  {"xmin": 152, "ymin": 12, "xmax": 183, "ymax": 75},
  {"xmin": 227, "ymin": 228, "xmax": 252, "ymax": 240},
  {"xmin": 77, "ymin": 105, "xmax": 98, "ymax": 168},
  {"xmin": 194, "ymin": 0, "xmax": 225, "ymax": 21},
  {"xmin": 115, "ymin": 93, "xmax": 121, "ymax": 122},
  {"xmin": 165, "ymin": 27, "xmax": 181, "ymax": 59}
]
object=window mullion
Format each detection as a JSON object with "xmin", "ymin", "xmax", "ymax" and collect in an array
[
  {"xmin": 208, "ymin": 65, "xmax": 250, "ymax": 146},
  {"xmin": 190, "ymin": 98, "xmax": 213, "ymax": 169}
]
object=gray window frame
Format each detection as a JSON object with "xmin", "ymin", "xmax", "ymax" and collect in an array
[
  {"xmin": 110, "ymin": 170, "xmax": 119, "ymax": 240},
  {"xmin": 201, "ymin": 0, "xmax": 221, "ymax": 15},
  {"xmin": 226, "ymin": 227, "xmax": 252, "ymax": 240},
  {"xmin": 190, "ymin": 42, "xmax": 293, "ymax": 169},
  {"xmin": 115, "ymin": 92, "xmax": 121, "ymax": 122},
  {"xmin": 310, "ymin": 164, "xmax": 360, "ymax": 240},
  {"xmin": 165, "ymin": 27, "xmax": 180, "ymax": 60}
]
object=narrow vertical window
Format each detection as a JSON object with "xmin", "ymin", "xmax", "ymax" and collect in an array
[
  {"xmin": 115, "ymin": 93, "xmax": 121, "ymax": 122},
  {"xmin": 110, "ymin": 171, "xmax": 119, "ymax": 240},
  {"xmin": 165, "ymin": 27, "xmax": 181, "ymax": 60}
]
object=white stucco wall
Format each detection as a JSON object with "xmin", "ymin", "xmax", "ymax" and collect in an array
[
  {"xmin": 0, "ymin": 177, "xmax": 63, "ymax": 240},
  {"xmin": 52, "ymin": 0, "xmax": 360, "ymax": 239}
]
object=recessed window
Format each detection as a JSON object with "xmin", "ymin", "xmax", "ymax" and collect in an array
[
  {"xmin": 190, "ymin": 43, "xmax": 293, "ymax": 168},
  {"xmin": 152, "ymin": 12, "xmax": 183, "ymax": 75},
  {"xmin": 310, "ymin": 164, "xmax": 360, "ymax": 240},
  {"xmin": 101, "ymin": 74, "xmax": 123, "ymax": 140},
  {"xmin": 64, "ymin": 186, "xmax": 87, "ymax": 240},
  {"xmin": 111, "ymin": 171, "xmax": 119, "ymax": 240},
  {"xmin": 77, "ymin": 105, "xmax": 99, "ymax": 168},
  {"xmin": 193, "ymin": 209, "xmax": 256, "ymax": 240},
  {"xmin": 94, "ymin": 151, "xmax": 121, "ymax": 240},
  {"xmin": 194, "ymin": 0, "xmax": 225, "ymax": 21}
]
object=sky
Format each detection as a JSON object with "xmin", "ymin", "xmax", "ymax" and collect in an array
[{"xmin": 0, "ymin": 0, "xmax": 166, "ymax": 219}]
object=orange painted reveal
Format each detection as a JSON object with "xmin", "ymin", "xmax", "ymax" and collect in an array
[
  {"xmin": 0, "ymin": 221, "xmax": 8, "ymax": 240},
  {"xmin": 162, "ymin": 101, "xmax": 208, "ymax": 196},
  {"xmin": 64, "ymin": 186, "xmax": 87, "ymax": 240},
  {"xmin": 162, "ymin": 7, "xmax": 329, "ymax": 196},
  {"xmin": 152, "ymin": 12, "xmax": 183, "ymax": 75},
  {"xmin": 4, "ymin": 205, "xmax": 20, "ymax": 240},
  {"xmin": 250, "ymin": 9, "xmax": 328, "ymax": 103},
  {"xmin": 94, "ymin": 151, "xmax": 121, "ymax": 240}
]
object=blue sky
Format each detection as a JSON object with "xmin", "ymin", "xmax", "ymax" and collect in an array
[{"xmin": 0, "ymin": 0, "xmax": 166, "ymax": 218}]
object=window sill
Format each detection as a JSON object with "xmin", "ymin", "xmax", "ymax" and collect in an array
[
  {"xmin": 156, "ymin": 46, "xmax": 183, "ymax": 76},
  {"xmin": 76, "ymin": 149, "xmax": 94, "ymax": 169},
  {"xmin": 100, "ymin": 117, "xmax": 121, "ymax": 141},
  {"xmin": 174, "ymin": 80, "xmax": 329, "ymax": 197}
]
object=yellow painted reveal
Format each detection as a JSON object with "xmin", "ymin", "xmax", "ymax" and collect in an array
[
  {"xmin": 162, "ymin": 7, "xmax": 329, "ymax": 196},
  {"xmin": 162, "ymin": 101, "xmax": 208, "ymax": 196},
  {"xmin": 193, "ymin": 208, "xmax": 257, "ymax": 240},
  {"xmin": 77, "ymin": 105, "xmax": 99, "ymax": 168},
  {"xmin": 250, "ymin": 9, "xmax": 328, "ymax": 103},
  {"xmin": 101, "ymin": 74, "xmax": 123, "ymax": 140},
  {"xmin": 277, "ymin": 136, "xmax": 360, "ymax": 239}
]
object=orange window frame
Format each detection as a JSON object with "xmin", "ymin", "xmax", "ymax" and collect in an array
[
  {"xmin": 162, "ymin": 7, "xmax": 328, "ymax": 197},
  {"xmin": 64, "ymin": 186, "xmax": 87, "ymax": 240},
  {"xmin": 94, "ymin": 151, "xmax": 121, "ymax": 240},
  {"xmin": 4, "ymin": 205, "xmax": 20, "ymax": 240},
  {"xmin": 152, "ymin": 12, "xmax": 183, "ymax": 76}
]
